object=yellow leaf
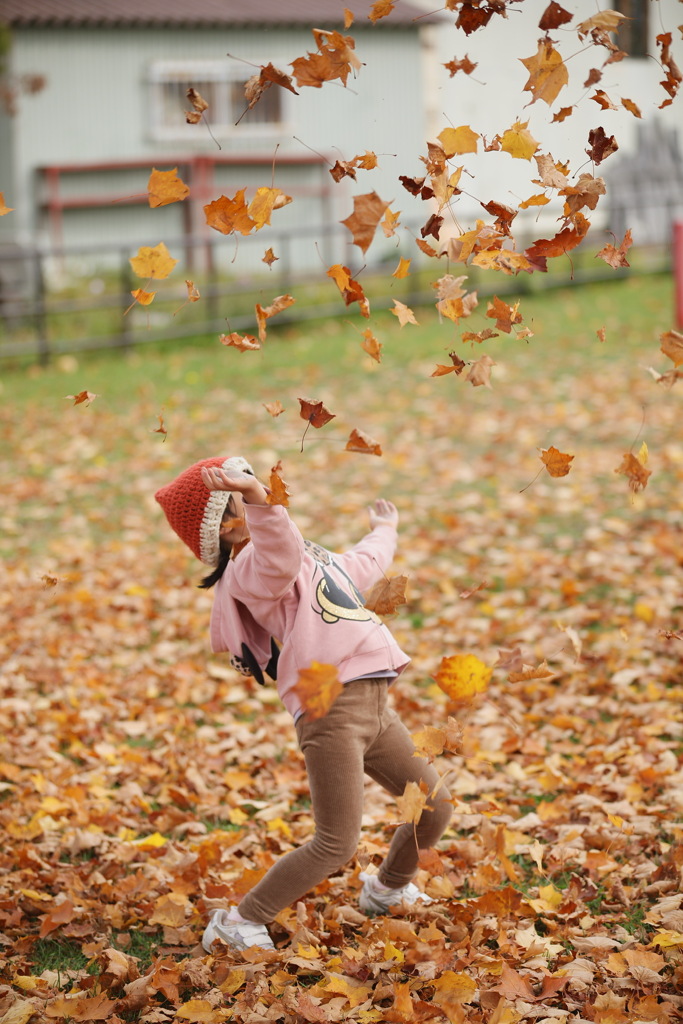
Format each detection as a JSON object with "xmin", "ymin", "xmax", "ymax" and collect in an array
[
  {"xmin": 129, "ymin": 288, "xmax": 155, "ymax": 306},
  {"xmin": 438, "ymin": 125, "xmax": 479, "ymax": 156},
  {"xmin": 129, "ymin": 242, "xmax": 178, "ymax": 280},
  {"xmin": 229, "ymin": 807, "xmax": 248, "ymax": 825},
  {"xmin": 132, "ymin": 831, "xmax": 167, "ymax": 848},
  {"xmin": 267, "ymin": 817, "xmax": 293, "ymax": 840},
  {"xmin": 500, "ymin": 120, "xmax": 539, "ymax": 160},
  {"xmin": 396, "ymin": 780, "xmax": 428, "ymax": 825},
  {"xmin": 520, "ymin": 39, "xmax": 568, "ymax": 106},
  {"xmin": 392, "ymin": 257, "xmax": 411, "ymax": 278},
  {"xmin": 0, "ymin": 192, "xmax": 14, "ymax": 216},
  {"xmin": 293, "ymin": 663, "xmax": 343, "ymax": 719},
  {"xmin": 248, "ymin": 186, "xmax": 292, "ymax": 229},
  {"xmin": 433, "ymin": 654, "xmax": 492, "ymax": 701},
  {"xmin": 148, "ymin": 167, "xmax": 190, "ymax": 207}
]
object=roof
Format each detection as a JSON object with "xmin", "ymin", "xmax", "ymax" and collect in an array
[{"xmin": 2, "ymin": 0, "xmax": 436, "ymax": 29}]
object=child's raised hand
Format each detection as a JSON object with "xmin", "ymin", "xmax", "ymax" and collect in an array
[
  {"xmin": 368, "ymin": 499, "xmax": 399, "ymax": 530},
  {"xmin": 201, "ymin": 466, "xmax": 268, "ymax": 505}
]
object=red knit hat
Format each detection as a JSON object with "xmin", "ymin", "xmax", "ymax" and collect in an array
[{"xmin": 155, "ymin": 456, "xmax": 254, "ymax": 565}]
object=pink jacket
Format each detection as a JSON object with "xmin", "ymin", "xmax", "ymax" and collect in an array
[{"xmin": 210, "ymin": 503, "xmax": 409, "ymax": 719}]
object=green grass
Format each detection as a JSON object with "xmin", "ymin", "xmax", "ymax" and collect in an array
[{"xmin": 30, "ymin": 938, "xmax": 92, "ymax": 977}]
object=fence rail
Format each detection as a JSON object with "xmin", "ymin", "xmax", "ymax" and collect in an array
[{"xmin": 0, "ymin": 216, "xmax": 674, "ymax": 365}]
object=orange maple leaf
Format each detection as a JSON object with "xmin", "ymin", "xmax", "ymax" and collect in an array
[
  {"xmin": 361, "ymin": 329, "xmax": 382, "ymax": 362},
  {"xmin": 147, "ymin": 167, "xmax": 190, "ymax": 208},
  {"xmin": 293, "ymin": 663, "xmax": 343, "ymax": 719},
  {"xmin": 255, "ymin": 294, "xmax": 296, "ymax": 342},
  {"xmin": 390, "ymin": 300, "xmax": 419, "ymax": 327},
  {"xmin": 486, "ymin": 296, "xmax": 523, "ymax": 333},
  {"xmin": 540, "ymin": 446, "xmax": 574, "ymax": 477},
  {"xmin": 345, "ymin": 428, "xmax": 382, "ymax": 456},
  {"xmin": 262, "ymin": 247, "xmax": 279, "ymax": 267},
  {"xmin": 443, "ymin": 55, "xmax": 477, "ymax": 76},
  {"xmin": 621, "ymin": 97, "xmax": 642, "ymax": 118},
  {"xmin": 596, "ymin": 228, "xmax": 633, "ymax": 268},
  {"xmin": 369, "ymin": 0, "xmax": 394, "ymax": 23},
  {"xmin": 266, "ymin": 461, "xmax": 290, "ymax": 507},
  {"xmin": 129, "ymin": 242, "xmax": 177, "ymax": 280},
  {"xmin": 392, "ymin": 257, "xmax": 411, "ymax": 279},
  {"xmin": 396, "ymin": 780, "xmax": 429, "ymax": 825},
  {"xmin": 243, "ymin": 62, "xmax": 299, "ymax": 114},
  {"xmin": 327, "ymin": 264, "xmax": 370, "ymax": 316},
  {"xmin": 0, "ymin": 192, "xmax": 13, "ymax": 216},
  {"xmin": 150, "ymin": 414, "xmax": 167, "ymax": 440},
  {"xmin": 220, "ymin": 332, "xmax": 261, "ymax": 352},
  {"xmin": 204, "ymin": 190, "xmax": 255, "ymax": 236},
  {"xmin": 520, "ymin": 38, "xmax": 568, "ymax": 106},
  {"xmin": 341, "ymin": 191, "xmax": 390, "ymax": 254},
  {"xmin": 263, "ymin": 400, "xmax": 285, "ymax": 417},
  {"xmin": 65, "ymin": 391, "xmax": 98, "ymax": 406},
  {"xmin": 615, "ymin": 452, "xmax": 651, "ymax": 492},
  {"xmin": 127, "ymin": 288, "xmax": 156, "ymax": 311},
  {"xmin": 291, "ymin": 28, "xmax": 362, "ymax": 88},
  {"xmin": 431, "ymin": 351, "xmax": 467, "ymax": 377},
  {"xmin": 363, "ymin": 574, "xmax": 407, "ymax": 613},
  {"xmin": 248, "ymin": 186, "xmax": 292, "ymax": 230}
]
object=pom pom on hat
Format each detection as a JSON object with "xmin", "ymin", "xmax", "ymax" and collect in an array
[{"xmin": 155, "ymin": 456, "xmax": 253, "ymax": 565}]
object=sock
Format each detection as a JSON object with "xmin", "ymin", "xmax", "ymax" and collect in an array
[{"xmin": 228, "ymin": 907, "xmax": 248, "ymax": 923}]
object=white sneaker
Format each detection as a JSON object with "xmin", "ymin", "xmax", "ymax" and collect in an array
[
  {"xmin": 358, "ymin": 871, "xmax": 433, "ymax": 916},
  {"xmin": 202, "ymin": 908, "xmax": 275, "ymax": 952}
]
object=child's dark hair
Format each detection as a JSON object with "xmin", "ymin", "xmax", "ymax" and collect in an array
[{"xmin": 198, "ymin": 543, "xmax": 232, "ymax": 589}]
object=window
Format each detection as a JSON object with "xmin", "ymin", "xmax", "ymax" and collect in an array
[
  {"xmin": 149, "ymin": 60, "xmax": 285, "ymax": 139},
  {"xmin": 613, "ymin": 0, "xmax": 649, "ymax": 58}
]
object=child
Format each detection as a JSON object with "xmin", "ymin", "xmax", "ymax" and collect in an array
[{"xmin": 155, "ymin": 455, "xmax": 452, "ymax": 952}]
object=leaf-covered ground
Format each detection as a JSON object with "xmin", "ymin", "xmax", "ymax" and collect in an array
[{"xmin": 1, "ymin": 275, "xmax": 682, "ymax": 1023}]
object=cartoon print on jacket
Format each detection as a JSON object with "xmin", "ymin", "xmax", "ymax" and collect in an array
[{"xmin": 305, "ymin": 540, "xmax": 381, "ymax": 626}]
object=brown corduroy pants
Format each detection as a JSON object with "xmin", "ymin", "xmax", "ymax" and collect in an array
[{"xmin": 238, "ymin": 678, "xmax": 452, "ymax": 924}]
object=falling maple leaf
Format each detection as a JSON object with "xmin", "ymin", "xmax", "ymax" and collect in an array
[
  {"xmin": 361, "ymin": 329, "xmax": 382, "ymax": 362},
  {"xmin": 596, "ymin": 229, "xmax": 633, "ymax": 268},
  {"xmin": 520, "ymin": 39, "xmax": 568, "ymax": 106},
  {"xmin": 396, "ymin": 780, "xmax": 429, "ymax": 825},
  {"xmin": 615, "ymin": 451, "xmax": 651, "ymax": 492},
  {"xmin": 656, "ymin": 32, "xmax": 682, "ymax": 108},
  {"xmin": 462, "ymin": 328, "xmax": 498, "ymax": 344},
  {"xmin": 341, "ymin": 191, "xmax": 390, "ymax": 254},
  {"xmin": 431, "ymin": 351, "xmax": 467, "ymax": 377},
  {"xmin": 621, "ymin": 97, "xmax": 642, "ymax": 118},
  {"xmin": 129, "ymin": 242, "xmax": 177, "ymax": 279},
  {"xmin": 298, "ymin": 398, "xmax": 335, "ymax": 428},
  {"xmin": 291, "ymin": 28, "xmax": 362, "ymax": 88},
  {"xmin": 293, "ymin": 662, "xmax": 343, "ymax": 719},
  {"xmin": 364, "ymin": 573, "xmax": 407, "ymax": 614},
  {"xmin": 466, "ymin": 353, "xmax": 496, "ymax": 388},
  {"xmin": 508, "ymin": 660, "xmax": 555, "ymax": 682},
  {"xmin": 126, "ymin": 287, "xmax": 156, "ymax": 313},
  {"xmin": 65, "ymin": 391, "xmax": 98, "ymax": 406},
  {"xmin": 438, "ymin": 125, "xmax": 479, "ymax": 156},
  {"xmin": 0, "ymin": 192, "xmax": 15, "ymax": 215},
  {"xmin": 369, "ymin": 0, "xmax": 394, "ymax": 23},
  {"xmin": 382, "ymin": 207, "xmax": 401, "ymax": 238},
  {"xmin": 345, "ymin": 428, "xmax": 382, "ymax": 456},
  {"xmin": 185, "ymin": 86, "xmax": 208, "ymax": 123},
  {"xmin": 266, "ymin": 460, "xmax": 290, "ymax": 507},
  {"xmin": 390, "ymin": 300, "xmax": 418, "ymax": 327},
  {"xmin": 597, "ymin": 326, "xmax": 606, "ymax": 343},
  {"xmin": 486, "ymin": 296, "xmax": 523, "ymax": 333},
  {"xmin": 220, "ymin": 332, "xmax": 261, "ymax": 352},
  {"xmin": 150, "ymin": 414, "xmax": 167, "ymax": 441},
  {"xmin": 540, "ymin": 446, "xmax": 574, "ymax": 477},
  {"xmin": 520, "ymin": 193, "xmax": 550, "ymax": 210},
  {"xmin": 248, "ymin": 186, "xmax": 292, "ymax": 230},
  {"xmin": 147, "ymin": 167, "xmax": 189, "ymax": 208},
  {"xmin": 539, "ymin": 1, "xmax": 572, "ymax": 30},
  {"xmin": 263, "ymin": 400, "xmax": 285, "ymax": 417},
  {"xmin": 262, "ymin": 247, "xmax": 279, "ymax": 267},
  {"xmin": 327, "ymin": 264, "xmax": 370, "ymax": 316},
  {"xmin": 500, "ymin": 120, "xmax": 539, "ymax": 160},
  {"xmin": 586, "ymin": 127, "xmax": 619, "ymax": 165},
  {"xmin": 242, "ymin": 62, "xmax": 299, "ymax": 116},
  {"xmin": 204, "ymin": 190, "xmax": 255, "ymax": 236},
  {"xmin": 392, "ymin": 257, "xmax": 411, "ymax": 279},
  {"xmin": 660, "ymin": 330, "xmax": 683, "ymax": 367},
  {"xmin": 173, "ymin": 279, "xmax": 200, "ymax": 316},
  {"xmin": 577, "ymin": 10, "xmax": 626, "ymax": 37},
  {"xmin": 551, "ymin": 105, "xmax": 574, "ymax": 123},
  {"xmin": 433, "ymin": 653, "xmax": 492, "ymax": 701},
  {"xmin": 255, "ymin": 294, "xmax": 296, "ymax": 342},
  {"xmin": 443, "ymin": 55, "xmax": 477, "ymax": 76}
]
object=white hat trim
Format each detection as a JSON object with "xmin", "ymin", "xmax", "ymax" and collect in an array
[{"xmin": 199, "ymin": 457, "xmax": 253, "ymax": 566}]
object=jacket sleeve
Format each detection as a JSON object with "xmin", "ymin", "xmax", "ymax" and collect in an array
[
  {"xmin": 332, "ymin": 524, "xmax": 397, "ymax": 593},
  {"xmin": 233, "ymin": 503, "xmax": 305, "ymax": 599}
]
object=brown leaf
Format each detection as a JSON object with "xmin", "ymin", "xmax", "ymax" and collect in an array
[
  {"xmin": 361, "ymin": 329, "xmax": 382, "ymax": 362},
  {"xmin": 656, "ymin": 32, "xmax": 682, "ymax": 107},
  {"xmin": 291, "ymin": 29, "xmax": 362, "ymax": 89},
  {"xmin": 540, "ymin": 446, "xmax": 574, "ymax": 477},
  {"xmin": 486, "ymin": 296, "xmax": 523, "ymax": 333},
  {"xmin": 244, "ymin": 62, "xmax": 299, "ymax": 112},
  {"xmin": 390, "ymin": 300, "xmax": 419, "ymax": 327},
  {"xmin": 586, "ymin": 126, "xmax": 619, "ymax": 165},
  {"xmin": 66, "ymin": 390, "xmax": 98, "ymax": 406},
  {"xmin": 219, "ymin": 332, "xmax": 261, "ymax": 352},
  {"xmin": 520, "ymin": 39, "xmax": 568, "ymax": 106},
  {"xmin": 185, "ymin": 86, "xmax": 208, "ymax": 123},
  {"xmin": 369, "ymin": 0, "xmax": 394, "ymax": 23},
  {"xmin": 615, "ymin": 452, "xmax": 651, "ymax": 492},
  {"xmin": 263, "ymin": 400, "xmax": 285, "ymax": 417},
  {"xmin": 262, "ymin": 247, "xmax": 279, "ymax": 267},
  {"xmin": 466, "ymin": 354, "xmax": 496, "ymax": 388},
  {"xmin": 255, "ymin": 294, "xmax": 296, "ymax": 342},
  {"xmin": 431, "ymin": 351, "xmax": 467, "ymax": 377},
  {"xmin": 345, "ymin": 428, "xmax": 382, "ymax": 456},
  {"xmin": 341, "ymin": 191, "xmax": 390, "ymax": 253},
  {"xmin": 443, "ymin": 55, "xmax": 477, "ymax": 76},
  {"xmin": 596, "ymin": 228, "xmax": 633, "ymax": 268},
  {"xmin": 621, "ymin": 97, "xmax": 642, "ymax": 118},
  {"xmin": 364, "ymin": 574, "xmax": 407, "ymax": 614},
  {"xmin": 508, "ymin": 660, "xmax": 555, "ymax": 682},
  {"xmin": 539, "ymin": 2, "xmax": 572, "ymax": 30},
  {"xmin": 298, "ymin": 398, "xmax": 336, "ymax": 428}
]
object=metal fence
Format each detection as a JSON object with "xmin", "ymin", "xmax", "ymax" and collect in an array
[{"xmin": 0, "ymin": 215, "xmax": 675, "ymax": 366}]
